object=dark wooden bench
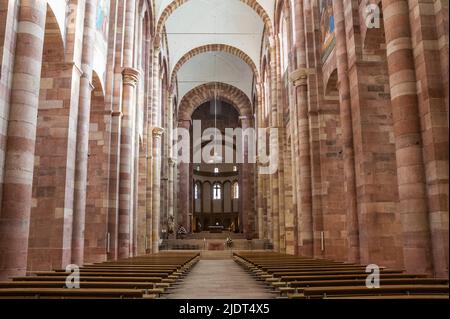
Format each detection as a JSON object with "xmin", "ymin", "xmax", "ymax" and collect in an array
[
  {"xmin": 0, "ymin": 281, "xmax": 166, "ymax": 295},
  {"xmin": 13, "ymin": 275, "xmax": 175, "ymax": 284},
  {"xmin": 0, "ymin": 288, "xmax": 150, "ymax": 299},
  {"xmin": 277, "ymin": 277, "xmax": 449, "ymax": 296},
  {"xmin": 296, "ymin": 284, "xmax": 449, "ymax": 299},
  {"xmin": 0, "ymin": 252, "xmax": 200, "ymax": 299}
]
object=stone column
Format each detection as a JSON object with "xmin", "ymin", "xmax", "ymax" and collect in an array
[
  {"xmin": 167, "ymin": 94, "xmax": 175, "ymax": 230},
  {"xmin": 117, "ymin": 67, "xmax": 140, "ymax": 258},
  {"xmin": 381, "ymin": 0, "xmax": 433, "ymax": 274},
  {"xmin": 0, "ymin": 0, "xmax": 47, "ymax": 279},
  {"xmin": 290, "ymin": 68, "xmax": 314, "ymax": 258},
  {"xmin": 268, "ymin": 37, "xmax": 280, "ymax": 251},
  {"xmin": 255, "ymin": 85, "xmax": 265, "ymax": 239},
  {"xmin": 240, "ymin": 116, "xmax": 255, "ymax": 238},
  {"xmin": 72, "ymin": 0, "xmax": 98, "ymax": 266},
  {"xmin": 117, "ymin": 0, "xmax": 139, "ymax": 259},
  {"xmin": 145, "ymin": 128, "xmax": 153, "ymax": 253},
  {"xmin": 168, "ymin": 158, "xmax": 176, "ymax": 231},
  {"xmin": 152, "ymin": 127, "xmax": 164, "ymax": 252},
  {"xmin": 290, "ymin": 0, "xmax": 313, "ymax": 258},
  {"xmin": 407, "ymin": 0, "xmax": 449, "ymax": 277},
  {"xmin": 105, "ymin": 0, "xmax": 123, "ymax": 260},
  {"xmin": 332, "ymin": 0, "xmax": 359, "ymax": 263},
  {"xmin": 177, "ymin": 119, "xmax": 191, "ymax": 230}
]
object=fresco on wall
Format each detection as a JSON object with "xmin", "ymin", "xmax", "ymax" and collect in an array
[
  {"xmin": 96, "ymin": 0, "xmax": 110, "ymax": 39},
  {"xmin": 320, "ymin": 0, "xmax": 336, "ymax": 63},
  {"xmin": 93, "ymin": 0, "xmax": 110, "ymax": 89}
]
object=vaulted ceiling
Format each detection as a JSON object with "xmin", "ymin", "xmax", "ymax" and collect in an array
[{"xmin": 154, "ymin": 0, "xmax": 275, "ymax": 102}]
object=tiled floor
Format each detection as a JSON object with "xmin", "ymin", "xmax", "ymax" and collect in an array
[{"xmin": 166, "ymin": 259, "xmax": 274, "ymax": 299}]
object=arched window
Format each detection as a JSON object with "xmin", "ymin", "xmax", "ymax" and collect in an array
[
  {"xmin": 280, "ymin": 12, "xmax": 289, "ymax": 74},
  {"xmin": 213, "ymin": 183, "xmax": 222, "ymax": 200},
  {"xmin": 264, "ymin": 69, "xmax": 270, "ymax": 118},
  {"xmin": 232, "ymin": 182, "xmax": 239, "ymax": 199},
  {"xmin": 194, "ymin": 183, "xmax": 200, "ymax": 199},
  {"xmin": 291, "ymin": 0, "xmax": 296, "ymax": 45}
]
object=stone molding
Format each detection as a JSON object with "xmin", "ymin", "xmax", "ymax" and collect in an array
[
  {"xmin": 152, "ymin": 126, "xmax": 165, "ymax": 137},
  {"xmin": 122, "ymin": 67, "xmax": 140, "ymax": 87},
  {"xmin": 290, "ymin": 68, "xmax": 310, "ymax": 87}
]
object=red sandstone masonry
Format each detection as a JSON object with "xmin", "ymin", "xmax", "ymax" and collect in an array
[
  {"xmin": 117, "ymin": 0, "xmax": 139, "ymax": 259},
  {"xmin": 382, "ymin": 0, "xmax": 434, "ymax": 274},
  {"xmin": 72, "ymin": 0, "xmax": 98, "ymax": 267},
  {"xmin": 0, "ymin": 0, "xmax": 47, "ymax": 279}
]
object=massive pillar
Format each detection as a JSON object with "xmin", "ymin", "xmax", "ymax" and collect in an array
[
  {"xmin": 381, "ymin": 0, "xmax": 433, "ymax": 274},
  {"xmin": 331, "ymin": 0, "xmax": 359, "ymax": 263},
  {"xmin": 291, "ymin": 0, "xmax": 313, "ymax": 258},
  {"xmin": 167, "ymin": 96, "xmax": 175, "ymax": 235},
  {"xmin": 240, "ymin": 116, "xmax": 255, "ymax": 238},
  {"xmin": 117, "ymin": 0, "xmax": 139, "ymax": 258},
  {"xmin": 255, "ymin": 84, "xmax": 265, "ymax": 240},
  {"xmin": 150, "ymin": 44, "xmax": 163, "ymax": 252},
  {"xmin": 72, "ymin": 0, "xmax": 98, "ymax": 266},
  {"xmin": 0, "ymin": 0, "xmax": 47, "ymax": 279},
  {"xmin": 291, "ymin": 69, "xmax": 314, "ymax": 258},
  {"xmin": 118, "ymin": 67, "xmax": 140, "ymax": 258},
  {"xmin": 407, "ymin": 0, "xmax": 449, "ymax": 277},
  {"xmin": 168, "ymin": 158, "xmax": 176, "ymax": 232},
  {"xmin": 106, "ymin": 0, "xmax": 125, "ymax": 261},
  {"xmin": 151, "ymin": 127, "xmax": 164, "ymax": 252},
  {"xmin": 268, "ymin": 37, "xmax": 280, "ymax": 251}
]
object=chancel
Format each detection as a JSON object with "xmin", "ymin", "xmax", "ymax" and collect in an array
[{"xmin": 0, "ymin": 0, "xmax": 447, "ymax": 300}]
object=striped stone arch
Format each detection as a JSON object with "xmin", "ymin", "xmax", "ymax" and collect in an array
[
  {"xmin": 178, "ymin": 82, "xmax": 253, "ymax": 121},
  {"xmin": 156, "ymin": 0, "xmax": 274, "ymax": 40},
  {"xmin": 171, "ymin": 44, "xmax": 260, "ymax": 89}
]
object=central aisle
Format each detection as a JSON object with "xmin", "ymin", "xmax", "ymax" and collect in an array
[{"xmin": 166, "ymin": 259, "xmax": 274, "ymax": 299}]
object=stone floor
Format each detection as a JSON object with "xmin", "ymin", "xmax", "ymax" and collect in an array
[{"xmin": 166, "ymin": 259, "xmax": 275, "ymax": 299}]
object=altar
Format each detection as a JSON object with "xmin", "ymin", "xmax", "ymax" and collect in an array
[{"xmin": 208, "ymin": 225, "xmax": 224, "ymax": 233}]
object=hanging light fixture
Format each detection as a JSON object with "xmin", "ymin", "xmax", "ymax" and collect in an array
[{"xmin": 208, "ymin": 54, "xmax": 222, "ymax": 164}]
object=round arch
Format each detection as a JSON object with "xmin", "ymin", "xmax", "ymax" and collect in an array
[
  {"xmin": 156, "ymin": 0, "xmax": 274, "ymax": 42},
  {"xmin": 171, "ymin": 44, "xmax": 260, "ymax": 89},
  {"xmin": 178, "ymin": 82, "xmax": 253, "ymax": 121}
]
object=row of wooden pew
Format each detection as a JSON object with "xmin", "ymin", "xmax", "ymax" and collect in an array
[
  {"xmin": 0, "ymin": 252, "xmax": 200, "ymax": 299},
  {"xmin": 234, "ymin": 252, "xmax": 449, "ymax": 299}
]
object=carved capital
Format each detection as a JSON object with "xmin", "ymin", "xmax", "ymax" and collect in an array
[
  {"xmin": 122, "ymin": 67, "xmax": 140, "ymax": 87},
  {"xmin": 152, "ymin": 126, "xmax": 164, "ymax": 138},
  {"xmin": 168, "ymin": 157, "xmax": 177, "ymax": 165},
  {"xmin": 290, "ymin": 68, "xmax": 310, "ymax": 87}
]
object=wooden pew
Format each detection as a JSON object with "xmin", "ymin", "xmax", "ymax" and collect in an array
[
  {"xmin": 295, "ymin": 284, "xmax": 449, "ymax": 299},
  {"xmin": 0, "ymin": 281, "xmax": 165, "ymax": 296},
  {"xmin": 277, "ymin": 277, "xmax": 449, "ymax": 297},
  {"xmin": 0, "ymin": 288, "xmax": 151, "ymax": 299},
  {"xmin": 233, "ymin": 252, "xmax": 450, "ymax": 300},
  {"xmin": 0, "ymin": 252, "xmax": 200, "ymax": 299}
]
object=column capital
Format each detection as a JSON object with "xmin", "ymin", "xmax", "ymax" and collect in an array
[
  {"xmin": 168, "ymin": 157, "xmax": 177, "ymax": 165},
  {"xmin": 122, "ymin": 67, "xmax": 140, "ymax": 87},
  {"xmin": 152, "ymin": 126, "xmax": 165, "ymax": 137},
  {"xmin": 290, "ymin": 68, "xmax": 310, "ymax": 87}
]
